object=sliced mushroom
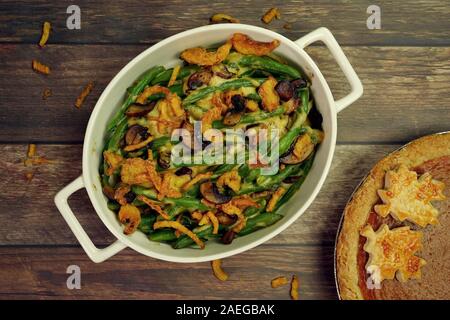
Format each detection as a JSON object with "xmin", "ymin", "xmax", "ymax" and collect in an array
[
  {"xmin": 125, "ymin": 102, "xmax": 155, "ymax": 117},
  {"xmin": 102, "ymin": 185, "xmax": 116, "ymax": 200},
  {"xmin": 200, "ymin": 182, "xmax": 232, "ymax": 204},
  {"xmin": 157, "ymin": 149, "xmax": 171, "ymax": 170},
  {"xmin": 187, "ymin": 69, "xmax": 213, "ymax": 90},
  {"xmin": 216, "ymin": 211, "xmax": 238, "ymax": 226},
  {"xmin": 291, "ymin": 78, "xmax": 307, "ymax": 90},
  {"xmin": 221, "ymin": 230, "xmax": 236, "ymax": 244},
  {"xmin": 280, "ymin": 134, "xmax": 315, "ymax": 164},
  {"xmin": 282, "ymin": 97, "xmax": 299, "ymax": 114},
  {"xmin": 223, "ymin": 112, "xmax": 242, "ymax": 126},
  {"xmin": 125, "ymin": 125, "xmax": 149, "ymax": 146},
  {"xmin": 175, "ymin": 167, "xmax": 193, "ymax": 176},
  {"xmin": 230, "ymin": 94, "xmax": 246, "ymax": 113},
  {"xmin": 275, "ymin": 80, "xmax": 294, "ymax": 101},
  {"xmin": 212, "ymin": 64, "xmax": 233, "ymax": 79}
]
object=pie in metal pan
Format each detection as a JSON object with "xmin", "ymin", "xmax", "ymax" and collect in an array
[{"xmin": 335, "ymin": 132, "xmax": 450, "ymax": 300}]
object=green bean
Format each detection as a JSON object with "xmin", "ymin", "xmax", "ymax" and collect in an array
[
  {"xmin": 183, "ymin": 78, "xmax": 264, "ymax": 106},
  {"xmin": 299, "ymin": 88, "xmax": 310, "ymax": 113},
  {"xmin": 239, "ymin": 163, "xmax": 303, "ymax": 194},
  {"xmin": 278, "ymin": 127, "xmax": 306, "ymax": 156},
  {"xmin": 212, "ymin": 107, "xmax": 285, "ymax": 129},
  {"xmin": 173, "ymin": 225, "xmax": 213, "ymax": 249},
  {"xmin": 107, "ymin": 118, "xmax": 128, "ymax": 151},
  {"xmin": 131, "ymin": 186, "xmax": 210, "ymax": 211},
  {"xmin": 107, "ymin": 201, "xmax": 120, "ymax": 211},
  {"xmin": 138, "ymin": 215, "xmax": 157, "ymax": 234},
  {"xmin": 148, "ymin": 229, "xmax": 177, "ymax": 242},
  {"xmin": 169, "ymin": 83, "xmax": 184, "ymax": 97},
  {"xmin": 238, "ymin": 213, "xmax": 283, "ymax": 236},
  {"xmin": 147, "ymin": 92, "xmax": 166, "ymax": 102},
  {"xmin": 149, "ymin": 136, "xmax": 171, "ymax": 150},
  {"xmin": 273, "ymin": 153, "xmax": 315, "ymax": 212},
  {"xmin": 239, "ymin": 55, "xmax": 301, "ymax": 79},
  {"xmin": 151, "ymin": 66, "xmax": 199, "ymax": 85},
  {"xmin": 213, "ymin": 164, "xmax": 237, "ymax": 176},
  {"xmin": 243, "ymin": 199, "xmax": 267, "ymax": 218},
  {"xmin": 107, "ymin": 66, "xmax": 164, "ymax": 132},
  {"xmin": 245, "ymin": 93, "xmax": 262, "ymax": 102}
]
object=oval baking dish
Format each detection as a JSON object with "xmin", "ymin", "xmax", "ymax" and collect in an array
[{"xmin": 55, "ymin": 24, "xmax": 363, "ymax": 263}]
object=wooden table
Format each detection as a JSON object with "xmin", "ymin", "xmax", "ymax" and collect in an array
[{"xmin": 0, "ymin": 0, "xmax": 449, "ymax": 299}]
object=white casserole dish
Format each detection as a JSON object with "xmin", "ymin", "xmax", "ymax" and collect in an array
[{"xmin": 55, "ymin": 24, "xmax": 363, "ymax": 263}]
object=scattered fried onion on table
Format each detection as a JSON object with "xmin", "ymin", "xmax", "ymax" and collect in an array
[
  {"xmin": 42, "ymin": 88, "xmax": 52, "ymax": 100},
  {"xmin": 27, "ymin": 144, "xmax": 36, "ymax": 158},
  {"xmin": 290, "ymin": 275, "xmax": 299, "ymax": 300},
  {"xmin": 32, "ymin": 59, "xmax": 50, "ymax": 75},
  {"xmin": 271, "ymin": 276, "xmax": 289, "ymax": 288},
  {"xmin": 261, "ymin": 7, "xmax": 281, "ymax": 24},
  {"xmin": 154, "ymin": 221, "xmax": 205, "ymax": 249},
  {"xmin": 39, "ymin": 21, "xmax": 51, "ymax": 47},
  {"xmin": 210, "ymin": 13, "xmax": 240, "ymax": 24},
  {"xmin": 75, "ymin": 81, "xmax": 94, "ymax": 108},
  {"xmin": 211, "ymin": 259, "xmax": 229, "ymax": 281}
]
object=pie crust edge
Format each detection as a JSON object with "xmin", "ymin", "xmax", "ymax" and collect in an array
[{"xmin": 336, "ymin": 132, "xmax": 450, "ymax": 300}]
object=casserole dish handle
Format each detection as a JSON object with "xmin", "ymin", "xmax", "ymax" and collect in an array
[
  {"xmin": 295, "ymin": 27, "xmax": 363, "ymax": 113},
  {"xmin": 55, "ymin": 176, "xmax": 127, "ymax": 263}
]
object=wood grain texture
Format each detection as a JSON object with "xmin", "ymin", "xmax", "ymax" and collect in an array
[
  {"xmin": 0, "ymin": 45, "xmax": 449, "ymax": 143},
  {"xmin": 0, "ymin": 245, "xmax": 336, "ymax": 299},
  {"xmin": 0, "ymin": 143, "xmax": 399, "ymax": 245},
  {"xmin": 1, "ymin": 0, "xmax": 449, "ymax": 46}
]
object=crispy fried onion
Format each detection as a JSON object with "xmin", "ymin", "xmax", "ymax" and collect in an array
[
  {"xmin": 290, "ymin": 275, "xmax": 299, "ymax": 300},
  {"xmin": 27, "ymin": 144, "xmax": 36, "ymax": 158},
  {"xmin": 180, "ymin": 42, "xmax": 232, "ymax": 66},
  {"xmin": 123, "ymin": 135, "xmax": 154, "ymax": 152},
  {"xmin": 158, "ymin": 171, "xmax": 183, "ymax": 200},
  {"xmin": 103, "ymin": 150, "xmax": 124, "ymax": 176},
  {"xmin": 39, "ymin": 21, "xmax": 51, "ymax": 47},
  {"xmin": 182, "ymin": 172, "xmax": 213, "ymax": 191},
  {"xmin": 258, "ymin": 76, "xmax": 280, "ymax": 112},
  {"xmin": 231, "ymin": 33, "xmax": 280, "ymax": 56},
  {"xmin": 210, "ymin": 13, "xmax": 240, "ymax": 24},
  {"xmin": 211, "ymin": 259, "xmax": 229, "ymax": 281},
  {"xmin": 266, "ymin": 186, "xmax": 286, "ymax": 212},
  {"xmin": 271, "ymin": 276, "xmax": 289, "ymax": 288},
  {"xmin": 206, "ymin": 211, "xmax": 219, "ymax": 234},
  {"xmin": 221, "ymin": 202, "xmax": 247, "ymax": 233},
  {"xmin": 154, "ymin": 221, "xmax": 205, "ymax": 249},
  {"xmin": 136, "ymin": 85, "xmax": 171, "ymax": 104},
  {"xmin": 200, "ymin": 106, "xmax": 223, "ymax": 133},
  {"xmin": 261, "ymin": 8, "xmax": 281, "ymax": 24},
  {"xmin": 120, "ymin": 158, "xmax": 161, "ymax": 188},
  {"xmin": 32, "ymin": 59, "xmax": 50, "ymax": 75},
  {"xmin": 136, "ymin": 195, "xmax": 170, "ymax": 220},
  {"xmin": 141, "ymin": 86, "xmax": 185, "ymax": 135},
  {"xmin": 75, "ymin": 81, "xmax": 94, "ymax": 109},
  {"xmin": 118, "ymin": 204, "xmax": 141, "ymax": 235},
  {"xmin": 114, "ymin": 184, "xmax": 131, "ymax": 206},
  {"xmin": 217, "ymin": 170, "xmax": 241, "ymax": 193},
  {"xmin": 191, "ymin": 210, "xmax": 203, "ymax": 221},
  {"xmin": 168, "ymin": 65, "xmax": 181, "ymax": 87},
  {"xmin": 230, "ymin": 195, "xmax": 259, "ymax": 210}
]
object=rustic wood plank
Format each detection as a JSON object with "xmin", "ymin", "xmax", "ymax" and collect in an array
[
  {"xmin": 0, "ymin": 245, "xmax": 336, "ymax": 299},
  {"xmin": 0, "ymin": 143, "xmax": 400, "ymax": 246},
  {"xmin": 1, "ymin": 0, "xmax": 449, "ymax": 46},
  {"xmin": 0, "ymin": 45, "xmax": 449, "ymax": 143}
]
